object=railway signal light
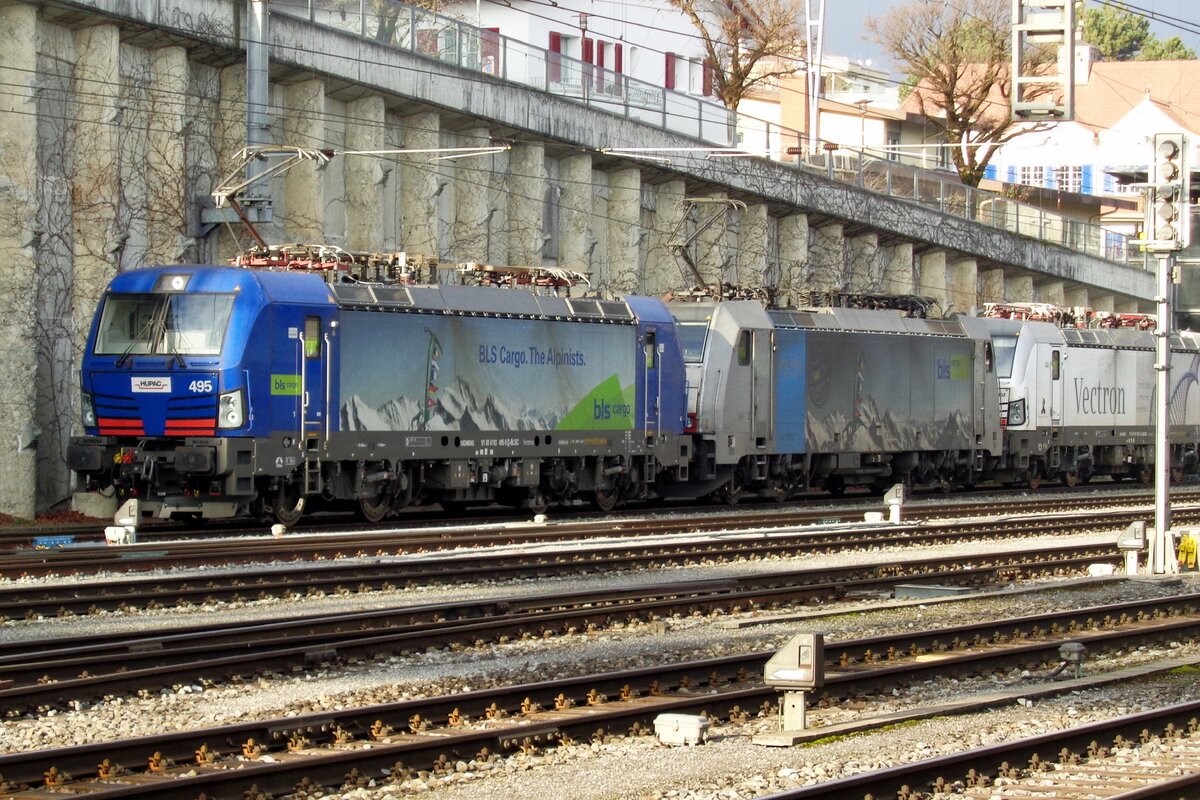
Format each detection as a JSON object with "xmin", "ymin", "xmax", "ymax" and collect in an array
[{"xmin": 1147, "ymin": 133, "xmax": 1191, "ymax": 250}]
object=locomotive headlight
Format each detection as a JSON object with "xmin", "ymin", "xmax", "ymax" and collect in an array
[
  {"xmin": 218, "ymin": 389, "xmax": 245, "ymax": 429},
  {"xmin": 1007, "ymin": 398, "xmax": 1026, "ymax": 427},
  {"xmin": 81, "ymin": 392, "xmax": 96, "ymax": 428}
]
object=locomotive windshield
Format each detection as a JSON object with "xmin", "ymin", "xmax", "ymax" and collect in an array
[
  {"xmin": 93, "ymin": 293, "xmax": 236, "ymax": 358},
  {"xmin": 675, "ymin": 321, "xmax": 710, "ymax": 363},
  {"xmin": 992, "ymin": 335, "xmax": 1017, "ymax": 378}
]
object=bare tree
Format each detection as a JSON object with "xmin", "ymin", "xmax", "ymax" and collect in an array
[
  {"xmin": 667, "ymin": 0, "xmax": 806, "ymax": 112},
  {"xmin": 867, "ymin": 0, "xmax": 1054, "ymax": 187}
]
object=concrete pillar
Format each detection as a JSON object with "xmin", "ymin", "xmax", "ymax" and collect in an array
[
  {"xmin": 777, "ymin": 212, "xmax": 809, "ymax": 308},
  {"xmin": 1037, "ymin": 280, "xmax": 1066, "ymax": 307},
  {"xmin": 147, "ymin": 47, "xmax": 191, "ymax": 266},
  {"xmin": 450, "ymin": 125, "xmax": 496, "ymax": 264},
  {"xmin": 882, "ymin": 242, "xmax": 914, "ymax": 296},
  {"xmin": 980, "ymin": 268, "xmax": 1005, "ymax": 305},
  {"xmin": 645, "ymin": 179, "xmax": 686, "ymax": 295},
  {"xmin": 846, "ymin": 233, "xmax": 879, "ymax": 292},
  {"xmin": 696, "ymin": 191, "xmax": 729, "ymax": 290},
  {"xmin": 558, "ymin": 153, "xmax": 593, "ymax": 279},
  {"xmin": 1065, "ymin": 286, "xmax": 1089, "ymax": 310},
  {"xmin": 345, "ymin": 96, "xmax": 387, "ymax": 252},
  {"xmin": 918, "ymin": 250, "xmax": 949, "ymax": 313},
  {"xmin": 1091, "ymin": 294, "xmax": 1115, "ymax": 313},
  {"xmin": 1116, "ymin": 299, "xmax": 1139, "ymax": 313},
  {"xmin": 216, "ymin": 64, "xmax": 248, "ymax": 260},
  {"xmin": 507, "ymin": 141, "xmax": 547, "ymax": 267},
  {"xmin": 1007, "ymin": 273, "xmax": 1034, "ymax": 303},
  {"xmin": 401, "ymin": 110, "xmax": 442, "ymax": 259},
  {"xmin": 738, "ymin": 203, "xmax": 769, "ymax": 289},
  {"xmin": 809, "ymin": 222, "xmax": 845, "ymax": 294},
  {"xmin": 0, "ymin": 5, "xmax": 40, "ymax": 519},
  {"xmin": 282, "ymin": 80, "xmax": 328, "ymax": 242},
  {"xmin": 607, "ymin": 167, "xmax": 642, "ymax": 293},
  {"xmin": 950, "ymin": 258, "xmax": 978, "ymax": 316},
  {"xmin": 72, "ymin": 24, "xmax": 122, "ymax": 350}
]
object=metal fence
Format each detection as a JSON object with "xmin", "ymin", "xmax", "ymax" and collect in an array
[{"xmin": 273, "ymin": 0, "xmax": 1132, "ymax": 266}]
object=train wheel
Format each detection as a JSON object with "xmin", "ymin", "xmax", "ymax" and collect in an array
[
  {"xmin": 1171, "ymin": 466, "xmax": 1185, "ymax": 483},
  {"xmin": 1026, "ymin": 469, "xmax": 1042, "ymax": 491},
  {"xmin": 1138, "ymin": 465, "xmax": 1153, "ymax": 485},
  {"xmin": 593, "ymin": 485, "xmax": 619, "ymax": 513},
  {"xmin": 272, "ymin": 481, "xmax": 305, "ymax": 527},
  {"xmin": 824, "ymin": 476, "xmax": 846, "ymax": 497},
  {"xmin": 1061, "ymin": 470, "xmax": 1079, "ymax": 488},
  {"xmin": 716, "ymin": 483, "xmax": 741, "ymax": 505},
  {"xmin": 358, "ymin": 489, "xmax": 391, "ymax": 523}
]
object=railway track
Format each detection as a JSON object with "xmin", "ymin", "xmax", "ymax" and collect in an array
[
  {"xmin": 1, "ymin": 482, "xmax": 1180, "ymax": 553},
  {"xmin": 2, "ymin": 500, "xmax": 1194, "ymax": 620},
  {"xmin": 3, "ymin": 593, "xmax": 1198, "ymax": 799},
  {"xmin": 3, "ymin": 488, "xmax": 1190, "ymax": 579},
  {"xmin": 0, "ymin": 507, "xmax": 1138, "ymax": 620},
  {"xmin": 0, "ymin": 543, "xmax": 1136, "ymax": 712},
  {"xmin": 4, "ymin": 494, "xmax": 1191, "ymax": 595}
]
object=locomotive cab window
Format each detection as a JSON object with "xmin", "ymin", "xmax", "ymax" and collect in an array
[
  {"xmin": 1051, "ymin": 350, "xmax": 1060, "ymax": 380},
  {"xmin": 304, "ymin": 317, "xmax": 321, "ymax": 359},
  {"xmin": 992, "ymin": 335, "xmax": 1017, "ymax": 378},
  {"xmin": 675, "ymin": 321, "xmax": 709, "ymax": 363},
  {"xmin": 94, "ymin": 293, "xmax": 235, "ymax": 357},
  {"xmin": 737, "ymin": 331, "xmax": 751, "ymax": 366},
  {"xmin": 984, "ymin": 341, "xmax": 994, "ymax": 373},
  {"xmin": 644, "ymin": 331, "xmax": 657, "ymax": 369}
]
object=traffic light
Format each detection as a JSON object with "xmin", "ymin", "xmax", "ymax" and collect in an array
[{"xmin": 1149, "ymin": 133, "xmax": 1191, "ymax": 250}]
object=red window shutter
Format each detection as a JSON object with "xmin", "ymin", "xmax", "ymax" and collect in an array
[
  {"xmin": 665, "ymin": 52, "xmax": 676, "ymax": 90},
  {"xmin": 417, "ymin": 29, "xmax": 438, "ymax": 55},
  {"xmin": 615, "ymin": 43, "xmax": 623, "ymax": 74},
  {"xmin": 594, "ymin": 41, "xmax": 606, "ymax": 91},
  {"xmin": 548, "ymin": 32, "xmax": 563, "ymax": 83},
  {"xmin": 582, "ymin": 36, "xmax": 593, "ymax": 64},
  {"xmin": 703, "ymin": 61, "xmax": 714, "ymax": 96}
]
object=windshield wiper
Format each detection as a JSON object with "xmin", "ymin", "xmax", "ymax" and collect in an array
[{"xmin": 116, "ymin": 307, "xmax": 162, "ymax": 368}]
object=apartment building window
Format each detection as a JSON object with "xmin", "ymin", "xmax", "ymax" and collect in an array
[
  {"xmin": 1054, "ymin": 165, "xmax": 1082, "ymax": 193},
  {"xmin": 1018, "ymin": 165, "xmax": 1044, "ymax": 187}
]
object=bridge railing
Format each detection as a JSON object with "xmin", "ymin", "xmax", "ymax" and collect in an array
[{"xmin": 272, "ymin": 0, "xmax": 1132, "ymax": 266}]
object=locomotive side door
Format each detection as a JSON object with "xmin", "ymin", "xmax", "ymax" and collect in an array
[
  {"xmin": 642, "ymin": 328, "xmax": 662, "ymax": 434},
  {"xmin": 298, "ymin": 313, "xmax": 332, "ymax": 448},
  {"xmin": 1036, "ymin": 343, "xmax": 1064, "ymax": 430},
  {"xmin": 751, "ymin": 329, "xmax": 773, "ymax": 446},
  {"xmin": 1049, "ymin": 347, "xmax": 1063, "ymax": 428}
]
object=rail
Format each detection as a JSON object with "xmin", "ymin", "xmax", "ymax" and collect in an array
[{"xmin": 271, "ymin": 0, "xmax": 1131, "ymax": 266}]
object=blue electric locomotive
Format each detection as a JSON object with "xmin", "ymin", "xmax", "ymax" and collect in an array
[{"xmin": 68, "ymin": 265, "xmax": 690, "ymax": 523}]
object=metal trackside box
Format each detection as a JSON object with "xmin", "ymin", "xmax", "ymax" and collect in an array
[{"xmin": 763, "ymin": 633, "xmax": 824, "ymax": 689}]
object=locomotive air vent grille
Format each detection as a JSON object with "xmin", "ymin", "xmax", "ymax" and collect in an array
[
  {"xmin": 597, "ymin": 301, "xmax": 633, "ymax": 319},
  {"xmin": 567, "ymin": 299, "xmax": 603, "ymax": 317},
  {"xmin": 371, "ymin": 286, "xmax": 414, "ymax": 306},
  {"xmin": 333, "ymin": 285, "xmax": 377, "ymax": 305}
]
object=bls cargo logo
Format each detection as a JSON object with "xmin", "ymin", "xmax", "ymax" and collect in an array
[
  {"xmin": 594, "ymin": 399, "xmax": 631, "ymax": 420},
  {"xmin": 131, "ymin": 377, "xmax": 172, "ymax": 393},
  {"xmin": 936, "ymin": 355, "xmax": 969, "ymax": 381}
]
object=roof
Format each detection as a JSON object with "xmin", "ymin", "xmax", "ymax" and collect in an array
[
  {"xmin": 901, "ymin": 58, "xmax": 1200, "ymax": 134},
  {"xmin": 1073, "ymin": 60, "xmax": 1200, "ymax": 131}
]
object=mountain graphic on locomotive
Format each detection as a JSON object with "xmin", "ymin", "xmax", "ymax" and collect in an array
[{"xmin": 67, "ymin": 257, "xmax": 1200, "ymax": 526}]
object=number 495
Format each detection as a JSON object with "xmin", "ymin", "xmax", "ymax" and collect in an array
[{"xmin": 189, "ymin": 380, "xmax": 213, "ymax": 393}]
